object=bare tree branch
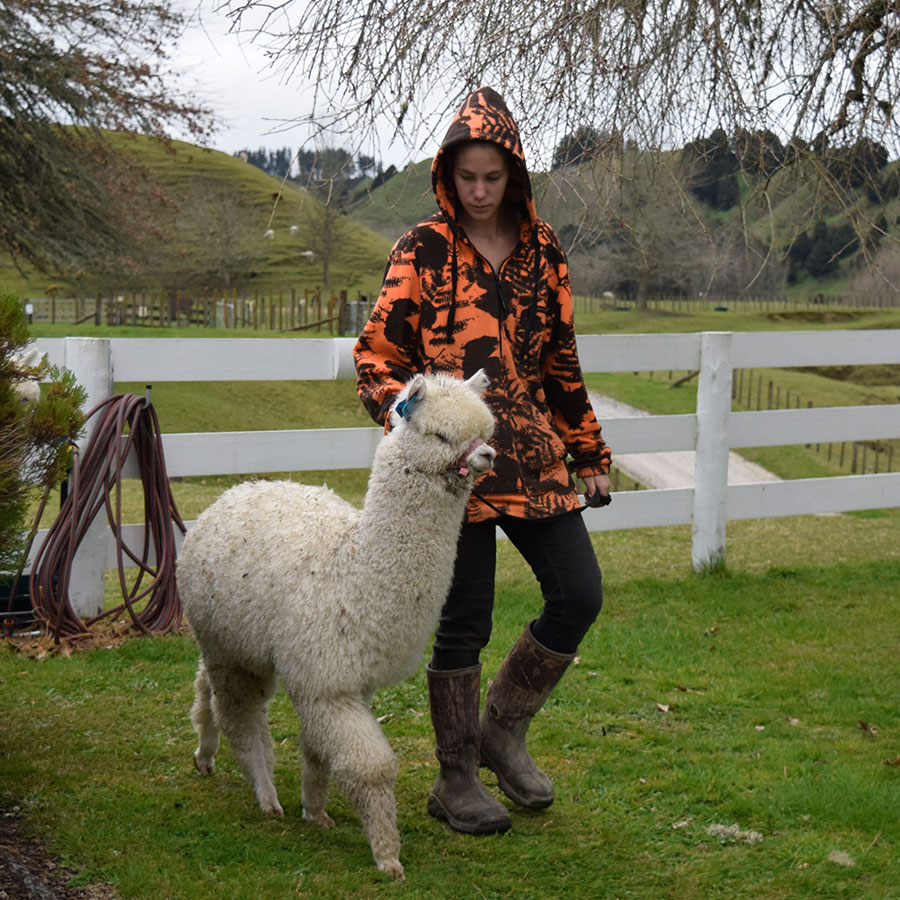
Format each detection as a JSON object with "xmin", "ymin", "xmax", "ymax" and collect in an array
[{"xmin": 217, "ymin": 0, "xmax": 900, "ymax": 169}]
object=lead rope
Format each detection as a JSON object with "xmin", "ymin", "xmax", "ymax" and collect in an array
[{"xmin": 471, "ymin": 487, "xmax": 611, "ymax": 516}]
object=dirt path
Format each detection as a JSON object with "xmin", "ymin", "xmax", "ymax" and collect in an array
[
  {"xmin": 0, "ymin": 804, "xmax": 118, "ymax": 900},
  {"xmin": 589, "ymin": 393, "xmax": 781, "ymax": 489}
]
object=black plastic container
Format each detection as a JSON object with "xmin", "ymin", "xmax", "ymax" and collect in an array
[{"xmin": 1, "ymin": 573, "xmax": 35, "ymax": 633}]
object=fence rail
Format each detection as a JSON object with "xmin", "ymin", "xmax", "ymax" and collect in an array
[
  {"xmin": 572, "ymin": 293, "xmax": 900, "ymax": 314},
  {"xmin": 31, "ymin": 330, "xmax": 900, "ymax": 616}
]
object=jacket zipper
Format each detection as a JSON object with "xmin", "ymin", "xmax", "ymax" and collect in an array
[
  {"xmin": 492, "ymin": 267, "xmax": 506, "ymax": 353},
  {"xmin": 461, "ymin": 228, "xmax": 508, "ymax": 352}
]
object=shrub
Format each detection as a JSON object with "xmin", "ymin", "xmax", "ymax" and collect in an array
[{"xmin": 0, "ymin": 288, "xmax": 85, "ymax": 572}]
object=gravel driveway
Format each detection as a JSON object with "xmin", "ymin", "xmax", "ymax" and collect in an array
[{"xmin": 589, "ymin": 393, "xmax": 781, "ymax": 489}]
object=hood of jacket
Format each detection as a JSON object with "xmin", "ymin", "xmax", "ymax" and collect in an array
[{"xmin": 431, "ymin": 87, "xmax": 538, "ymax": 230}]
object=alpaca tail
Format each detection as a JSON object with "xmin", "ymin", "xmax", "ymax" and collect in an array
[{"xmin": 191, "ymin": 659, "xmax": 219, "ymax": 774}]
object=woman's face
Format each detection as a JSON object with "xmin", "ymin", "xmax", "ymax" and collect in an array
[{"xmin": 452, "ymin": 143, "xmax": 510, "ymax": 227}]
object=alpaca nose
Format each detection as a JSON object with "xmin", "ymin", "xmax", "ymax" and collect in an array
[
  {"xmin": 466, "ymin": 439, "xmax": 496, "ymax": 474},
  {"xmin": 453, "ymin": 438, "xmax": 495, "ymax": 477}
]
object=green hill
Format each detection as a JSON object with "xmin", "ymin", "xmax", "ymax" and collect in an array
[
  {"xmin": 0, "ymin": 134, "xmax": 394, "ymax": 300},
  {"xmin": 346, "ymin": 158, "xmax": 436, "ymax": 239},
  {"xmin": 12, "ymin": 131, "xmax": 894, "ymax": 304}
]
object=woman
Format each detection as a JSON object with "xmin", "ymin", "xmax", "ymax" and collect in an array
[{"xmin": 353, "ymin": 87, "xmax": 612, "ymax": 835}]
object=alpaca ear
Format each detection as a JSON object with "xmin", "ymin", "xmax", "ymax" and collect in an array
[
  {"xmin": 464, "ymin": 369, "xmax": 490, "ymax": 396},
  {"xmin": 395, "ymin": 374, "xmax": 427, "ymax": 420},
  {"xmin": 407, "ymin": 373, "xmax": 428, "ymax": 401}
]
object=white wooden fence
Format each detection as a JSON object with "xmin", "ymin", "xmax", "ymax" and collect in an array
[{"xmin": 33, "ymin": 330, "xmax": 900, "ymax": 616}]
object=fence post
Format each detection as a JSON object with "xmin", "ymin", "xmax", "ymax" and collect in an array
[
  {"xmin": 63, "ymin": 337, "xmax": 113, "ymax": 617},
  {"xmin": 692, "ymin": 331, "xmax": 733, "ymax": 572}
]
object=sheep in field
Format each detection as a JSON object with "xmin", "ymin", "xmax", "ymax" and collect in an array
[{"xmin": 177, "ymin": 370, "xmax": 495, "ymax": 878}]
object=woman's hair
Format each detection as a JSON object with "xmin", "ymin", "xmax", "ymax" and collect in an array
[{"xmin": 445, "ymin": 139, "xmax": 514, "ymax": 174}]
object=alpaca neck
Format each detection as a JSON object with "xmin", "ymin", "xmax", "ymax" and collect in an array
[
  {"xmin": 354, "ymin": 443, "xmax": 471, "ymax": 574},
  {"xmin": 348, "ymin": 440, "xmax": 477, "ymax": 688}
]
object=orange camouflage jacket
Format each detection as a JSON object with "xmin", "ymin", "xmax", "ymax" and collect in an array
[{"xmin": 353, "ymin": 87, "xmax": 611, "ymax": 521}]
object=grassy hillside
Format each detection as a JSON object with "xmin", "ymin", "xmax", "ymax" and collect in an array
[
  {"xmin": 739, "ymin": 161, "xmax": 900, "ymax": 294},
  {"xmin": 128, "ymin": 135, "xmax": 393, "ymax": 293},
  {"xmin": 346, "ymin": 159, "xmax": 435, "ymax": 239},
  {"xmin": 0, "ymin": 133, "xmax": 393, "ymax": 300},
  {"xmin": 6, "ymin": 131, "xmax": 898, "ymax": 304}
]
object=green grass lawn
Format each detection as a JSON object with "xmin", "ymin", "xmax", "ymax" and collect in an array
[{"xmin": 1, "ymin": 520, "xmax": 898, "ymax": 900}]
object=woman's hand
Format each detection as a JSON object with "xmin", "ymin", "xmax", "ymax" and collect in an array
[{"xmin": 582, "ymin": 473, "xmax": 612, "ymax": 507}]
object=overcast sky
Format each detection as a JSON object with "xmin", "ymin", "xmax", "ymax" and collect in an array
[
  {"xmin": 172, "ymin": 4, "xmax": 413, "ymax": 170},
  {"xmin": 174, "ymin": 7, "xmax": 314, "ymax": 157}
]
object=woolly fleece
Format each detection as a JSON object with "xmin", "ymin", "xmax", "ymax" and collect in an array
[{"xmin": 177, "ymin": 371, "xmax": 494, "ymax": 877}]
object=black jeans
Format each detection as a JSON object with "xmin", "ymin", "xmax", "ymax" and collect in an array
[{"xmin": 430, "ymin": 510, "xmax": 603, "ymax": 670}]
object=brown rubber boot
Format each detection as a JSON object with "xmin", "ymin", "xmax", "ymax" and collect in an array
[
  {"xmin": 480, "ymin": 623, "xmax": 575, "ymax": 809},
  {"xmin": 426, "ymin": 664, "xmax": 512, "ymax": 834}
]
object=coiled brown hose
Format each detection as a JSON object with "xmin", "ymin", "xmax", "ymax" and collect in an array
[{"xmin": 30, "ymin": 393, "xmax": 185, "ymax": 643}]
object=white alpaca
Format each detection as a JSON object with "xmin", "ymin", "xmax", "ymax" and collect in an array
[{"xmin": 177, "ymin": 371, "xmax": 495, "ymax": 877}]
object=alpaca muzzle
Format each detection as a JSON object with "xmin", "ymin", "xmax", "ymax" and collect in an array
[{"xmin": 454, "ymin": 438, "xmax": 495, "ymax": 477}]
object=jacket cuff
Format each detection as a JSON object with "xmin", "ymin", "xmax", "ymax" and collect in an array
[{"xmin": 569, "ymin": 446, "xmax": 612, "ymax": 476}]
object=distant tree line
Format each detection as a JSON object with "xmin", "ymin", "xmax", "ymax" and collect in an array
[
  {"xmin": 236, "ymin": 125, "xmax": 899, "ymax": 303},
  {"xmin": 548, "ymin": 123, "xmax": 898, "ymax": 302},
  {"xmin": 552, "ymin": 126, "xmax": 894, "ymax": 207},
  {"xmin": 238, "ymin": 147, "xmax": 296, "ymax": 178},
  {"xmin": 236, "ymin": 147, "xmax": 382, "ymax": 185}
]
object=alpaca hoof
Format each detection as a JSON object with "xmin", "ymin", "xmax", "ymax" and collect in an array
[
  {"xmin": 193, "ymin": 753, "xmax": 214, "ymax": 775},
  {"xmin": 260, "ymin": 799, "xmax": 285, "ymax": 817},
  {"xmin": 303, "ymin": 811, "xmax": 335, "ymax": 828},
  {"xmin": 376, "ymin": 858, "xmax": 404, "ymax": 879}
]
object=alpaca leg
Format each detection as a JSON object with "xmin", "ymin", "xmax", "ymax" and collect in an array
[
  {"xmin": 303, "ymin": 697, "xmax": 403, "ymax": 877},
  {"xmin": 299, "ymin": 742, "xmax": 334, "ymax": 828},
  {"xmin": 207, "ymin": 663, "xmax": 283, "ymax": 815},
  {"xmin": 191, "ymin": 660, "xmax": 220, "ymax": 774},
  {"xmin": 340, "ymin": 774, "xmax": 401, "ymax": 878}
]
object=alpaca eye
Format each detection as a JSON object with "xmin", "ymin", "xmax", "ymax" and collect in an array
[{"xmin": 434, "ymin": 432, "xmax": 451, "ymax": 444}]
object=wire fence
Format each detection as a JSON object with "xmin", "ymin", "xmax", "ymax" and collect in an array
[
  {"xmin": 732, "ymin": 367, "xmax": 896, "ymax": 476},
  {"xmin": 629, "ymin": 367, "xmax": 898, "ymax": 477},
  {"xmin": 573, "ymin": 293, "xmax": 900, "ymax": 314},
  {"xmin": 24, "ymin": 290, "xmax": 379, "ymax": 334},
  {"xmin": 25, "ymin": 291, "xmax": 898, "ymax": 332}
]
